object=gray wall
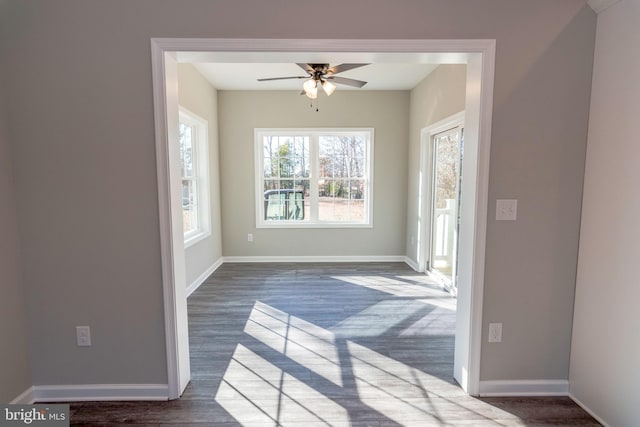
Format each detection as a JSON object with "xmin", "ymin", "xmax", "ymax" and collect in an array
[
  {"xmin": 570, "ymin": 1, "xmax": 640, "ymax": 425},
  {"xmin": 0, "ymin": 62, "xmax": 32, "ymax": 402},
  {"xmin": 218, "ymin": 90, "xmax": 409, "ymax": 257},
  {"xmin": 0, "ymin": 0, "xmax": 595, "ymax": 387},
  {"xmin": 481, "ymin": 6, "xmax": 594, "ymax": 381},
  {"xmin": 4, "ymin": 0, "xmax": 168, "ymax": 385},
  {"xmin": 177, "ymin": 64, "xmax": 223, "ymax": 287},
  {"xmin": 406, "ymin": 64, "xmax": 467, "ymax": 263}
]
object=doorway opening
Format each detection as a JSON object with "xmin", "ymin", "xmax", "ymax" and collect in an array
[
  {"xmin": 421, "ymin": 113, "xmax": 465, "ymax": 295},
  {"xmin": 151, "ymin": 38, "xmax": 495, "ymax": 399}
]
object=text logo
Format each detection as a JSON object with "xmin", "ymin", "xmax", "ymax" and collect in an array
[{"xmin": 1, "ymin": 405, "xmax": 69, "ymax": 426}]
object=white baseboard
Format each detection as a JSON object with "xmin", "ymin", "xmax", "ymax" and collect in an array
[
  {"xmin": 479, "ymin": 380, "xmax": 569, "ymax": 396},
  {"xmin": 222, "ymin": 255, "xmax": 406, "ymax": 263},
  {"xmin": 569, "ymin": 393, "xmax": 611, "ymax": 427},
  {"xmin": 10, "ymin": 386, "xmax": 35, "ymax": 404},
  {"xmin": 31, "ymin": 384, "xmax": 169, "ymax": 402},
  {"xmin": 404, "ymin": 256, "xmax": 420, "ymax": 271},
  {"xmin": 186, "ymin": 257, "xmax": 223, "ymax": 297}
]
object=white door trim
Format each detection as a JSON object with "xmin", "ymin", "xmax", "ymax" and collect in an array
[
  {"xmin": 418, "ymin": 111, "xmax": 466, "ymax": 273},
  {"xmin": 150, "ymin": 38, "xmax": 495, "ymax": 399},
  {"xmin": 150, "ymin": 43, "xmax": 191, "ymax": 399}
]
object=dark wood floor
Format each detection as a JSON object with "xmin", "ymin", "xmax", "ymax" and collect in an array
[{"xmin": 70, "ymin": 262, "xmax": 599, "ymax": 426}]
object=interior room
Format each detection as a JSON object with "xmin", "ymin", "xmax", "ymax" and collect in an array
[{"xmin": 1, "ymin": 0, "xmax": 638, "ymax": 426}]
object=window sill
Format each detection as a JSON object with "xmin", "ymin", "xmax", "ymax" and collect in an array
[
  {"xmin": 184, "ymin": 230, "xmax": 211, "ymax": 248},
  {"xmin": 256, "ymin": 222, "xmax": 373, "ymax": 229}
]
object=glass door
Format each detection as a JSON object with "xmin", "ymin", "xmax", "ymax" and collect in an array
[{"xmin": 429, "ymin": 126, "xmax": 463, "ymax": 290}]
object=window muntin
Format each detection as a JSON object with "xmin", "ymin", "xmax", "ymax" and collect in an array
[
  {"xmin": 255, "ymin": 129, "xmax": 373, "ymax": 228},
  {"xmin": 179, "ymin": 108, "xmax": 210, "ymax": 245}
]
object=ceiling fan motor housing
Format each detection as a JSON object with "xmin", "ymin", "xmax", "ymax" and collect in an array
[{"xmin": 309, "ymin": 64, "xmax": 330, "ymax": 81}]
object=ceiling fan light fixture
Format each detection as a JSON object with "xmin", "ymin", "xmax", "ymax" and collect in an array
[
  {"xmin": 257, "ymin": 63, "xmax": 370, "ymax": 102},
  {"xmin": 321, "ymin": 80, "xmax": 336, "ymax": 96},
  {"xmin": 303, "ymin": 79, "xmax": 318, "ymax": 99}
]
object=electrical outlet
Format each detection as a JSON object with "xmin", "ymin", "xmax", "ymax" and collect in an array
[
  {"xmin": 488, "ymin": 323, "xmax": 502, "ymax": 343},
  {"xmin": 496, "ymin": 199, "xmax": 517, "ymax": 220},
  {"xmin": 247, "ymin": 233, "xmax": 254, "ymax": 242},
  {"xmin": 76, "ymin": 326, "xmax": 91, "ymax": 347}
]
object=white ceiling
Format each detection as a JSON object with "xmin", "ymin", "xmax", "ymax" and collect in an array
[{"xmin": 193, "ymin": 62, "xmax": 441, "ymax": 91}]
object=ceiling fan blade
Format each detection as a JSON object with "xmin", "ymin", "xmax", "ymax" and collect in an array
[
  {"xmin": 296, "ymin": 63, "xmax": 314, "ymax": 73},
  {"xmin": 257, "ymin": 76, "xmax": 309, "ymax": 82},
  {"xmin": 326, "ymin": 76, "xmax": 368, "ymax": 88},
  {"xmin": 326, "ymin": 63, "xmax": 369, "ymax": 75}
]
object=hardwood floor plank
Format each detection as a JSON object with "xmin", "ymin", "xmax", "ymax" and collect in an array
[{"xmin": 69, "ymin": 262, "xmax": 599, "ymax": 426}]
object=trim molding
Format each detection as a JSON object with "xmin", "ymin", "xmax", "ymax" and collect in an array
[
  {"xmin": 151, "ymin": 38, "xmax": 184, "ymax": 401},
  {"xmin": 31, "ymin": 384, "xmax": 169, "ymax": 402},
  {"xmin": 404, "ymin": 256, "xmax": 420, "ymax": 272},
  {"xmin": 588, "ymin": 0, "xmax": 620, "ymax": 14},
  {"xmin": 10, "ymin": 387, "xmax": 35, "ymax": 404},
  {"xmin": 186, "ymin": 257, "xmax": 223, "ymax": 297},
  {"xmin": 569, "ymin": 393, "xmax": 611, "ymax": 427},
  {"xmin": 153, "ymin": 37, "xmax": 495, "ymax": 399},
  {"xmin": 222, "ymin": 255, "xmax": 406, "ymax": 263},
  {"xmin": 479, "ymin": 380, "xmax": 569, "ymax": 396}
]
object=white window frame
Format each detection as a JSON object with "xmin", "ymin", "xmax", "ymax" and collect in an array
[
  {"xmin": 179, "ymin": 107, "xmax": 211, "ymax": 247},
  {"xmin": 255, "ymin": 128, "xmax": 374, "ymax": 228}
]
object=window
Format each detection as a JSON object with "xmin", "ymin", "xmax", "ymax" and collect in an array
[
  {"xmin": 255, "ymin": 128, "xmax": 373, "ymax": 228},
  {"xmin": 179, "ymin": 108, "xmax": 210, "ymax": 246}
]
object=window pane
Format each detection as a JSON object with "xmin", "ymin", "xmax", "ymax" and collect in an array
[
  {"xmin": 179, "ymin": 123, "xmax": 195, "ymax": 177},
  {"xmin": 318, "ymin": 179, "xmax": 365, "ymax": 221},
  {"xmin": 318, "ymin": 179, "xmax": 341, "ymax": 221},
  {"xmin": 264, "ymin": 188, "xmax": 307, "ymax": 221},
  {"xmin": 319, "ymin": 136, "xmax": 336, "ymax": 178},
  {"xmin": 350, "ymin": 179, "xmax": 366, "ymax": 199},
  {"xmin": 319, "ymin": 135, "xmax": 366, "ymax": 179},
  {"xmin": 263, "ymin": 180, "xmax": 279, "ymax": 192},
  {"xmin": 298, "ymin": 183, "xmax": 311, "ymax": 221},
  {"xmin": 264, "ymin": 135, "xmax": 310, "ymax": 180},
  {"xmin": 279, "ymin": 179, "xmax": 294, "ymax": 190},
  {"xmin": 182, "ymin": 179, "xmax": 198, "ymax": 233},
  {"xmin": 434, "ymin": 131, "xmax": 461, "ymax": 209},
  {"xmin": 263, "ymin": 157, "xmax": 274, "ymax": 178},
  {"xmin": 263, "ymin": 176, "xmax": 309, "ymax": 222}
]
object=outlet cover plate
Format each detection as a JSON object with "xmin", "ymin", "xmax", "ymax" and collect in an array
[{"xmin": 496, "ymin": 199, "xmax": 517, "ymax": 220}]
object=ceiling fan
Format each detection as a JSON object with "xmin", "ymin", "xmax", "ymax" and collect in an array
[{"xmin": 257, "ymin": 63, "xmax": 369, "ymax": 99}]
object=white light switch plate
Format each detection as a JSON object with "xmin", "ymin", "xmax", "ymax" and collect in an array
[
  {"xmin": 488, "ymin": 323, "xmax": 503, "ymax": 343},
  {"xmin": 76, "ymin": 326, "xmax": 91, "ymax": 346},
  {"xmin": 496, "ymin": 199, "xmax": 518, "ymax": 220}
]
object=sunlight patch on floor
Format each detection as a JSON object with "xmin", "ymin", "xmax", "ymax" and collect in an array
[
  {"xmin": 216, "ymin": 300, "xmax": 482, "ymax": 425},
  {"xmin": 243, "ymin": 301, "xmax": 343, "ymax": 386},
  {"xmin": 396, "ymin": 275, "xmax": 443, "ymax": 286},
  {"xmin": 215, "ymin": 344, "xmax": 349, "ymax": 426},
  {"xmin": 416, "ymin": 297, "xmax": 457, "ymax": 311},
  {"xmin": 333, "ymin": 275, "xmax": 452, "ymax": 298},
  {"xmin": 347, "ymin": 341, "xmax": 497, "ymax": 424}
]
